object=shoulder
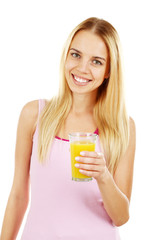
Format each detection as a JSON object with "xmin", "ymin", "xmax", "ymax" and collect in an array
[
  {"xmin": 123, "ymin": 116, "xmax": 136, "ymax": 165},
  {"xmin": 129, "ymin": 117, "xmax": 136, "ymax": 131},
  {"xmin": 18, "ymin": 100, "xmax": 39, "ymax": 138},
  {"xmin": 21, "ymin": 100, "xmax": 39, "ymax": 122},
  {"xmin": 22, "ymin": 99, "xmax": 39, "ymax": 113},
  {"xmin": 129, "ymin": 117, "xmax": 136, "ymax": 142}
]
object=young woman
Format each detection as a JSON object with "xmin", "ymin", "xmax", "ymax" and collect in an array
[{"xmin": 0, "ymin": 17, "xmax": 136, "ymax": 240}]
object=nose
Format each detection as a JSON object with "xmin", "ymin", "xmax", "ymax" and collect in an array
[{"xmin": 77, "ymin": 58, "xmax": 90, "ymax": 74}]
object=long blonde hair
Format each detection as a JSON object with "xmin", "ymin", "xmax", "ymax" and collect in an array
[{"xmin": 38, "ymin": 17, "xmax": 129, "ymax": 175}]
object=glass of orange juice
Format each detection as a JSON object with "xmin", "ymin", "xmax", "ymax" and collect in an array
[{"xmin": 69, "ymin": 132, "xmax": 97, "ymax": 182}]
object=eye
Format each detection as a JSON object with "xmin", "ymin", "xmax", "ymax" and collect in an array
[
  {"xmin": 70, "ymin": 52, "xmax": 81, "ymax": 58},
  {"xmin": 92, "ymin": 59, "xmax": 102, "ymax": 65}
]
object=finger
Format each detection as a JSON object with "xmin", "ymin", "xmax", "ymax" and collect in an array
[
  {"xmin": 75, "ymin": 156, "xmax": 102, "ymax": 165},
  {"xmin": 79, "ymin": 167, "xmax": 107, "ymax": 179},
  {"xmin": 75, "ymin": 163, "xmax": 98, "ymax": 171},
  {"xmin": 75, "ymin": 163, "xmax": 104, "ymax": 172},
  {"xmin": 79, "ymin": 169, "xmax": 101, "ymax": 178},
  {"xmin": 80, "ymin": 151, "xmax": 104, "ymax": 159}
]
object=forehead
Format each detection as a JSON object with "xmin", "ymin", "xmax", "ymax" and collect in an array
[{"xmin": 70, "ymin": 30, "xmax": 108, "ymax": 58}]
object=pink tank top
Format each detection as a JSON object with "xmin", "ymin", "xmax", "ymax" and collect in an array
[{"xmin": 21, "ymin": 99, "xmax": 120, "ymax": 240}]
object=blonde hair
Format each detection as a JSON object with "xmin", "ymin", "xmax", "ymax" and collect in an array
[{"xmin": 38, "ymin": 17, "xmax": 129, "ymax": 175}]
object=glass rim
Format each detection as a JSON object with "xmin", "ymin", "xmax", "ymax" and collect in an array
[{"xmin": 68, "ymin": 132, "xmax": 98, "ymax": 138}]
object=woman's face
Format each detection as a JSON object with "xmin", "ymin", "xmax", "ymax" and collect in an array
[{"xmin": 65, "ymin": 30, "xmax": 109, "ymax": 96}]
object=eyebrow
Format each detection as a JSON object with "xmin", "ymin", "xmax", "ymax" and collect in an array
[{"xmin": 70, "ymin": 48, "xmax": 106, "ymax": 62}]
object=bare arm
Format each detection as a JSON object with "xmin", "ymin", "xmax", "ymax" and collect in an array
[
  {"xmin": 0, "ymin": 100, "xmax": 38, "ymax": 240},
  {"xmin": 75, "ymin": 117, "xmax": 136, "ymax": 226}
]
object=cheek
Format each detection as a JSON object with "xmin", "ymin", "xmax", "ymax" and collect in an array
[
  {"xmin": 94, "ymin": 69, "xmax": 106, "ymax": 82},
  {"xmin": 65, "ymin": 56, "xmax": 77, "ymax": 72},
  {"xmin": 64, "ymin": 61, "xmax": 70, "ymax": 80},
  {"xmin": 64, "ymin": 60, "xmax": 74, "ymax": 85}
]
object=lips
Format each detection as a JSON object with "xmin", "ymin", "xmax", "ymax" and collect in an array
[{"xmin": 72, "ymin": 74, "xmax": 91, "ymax": 86}]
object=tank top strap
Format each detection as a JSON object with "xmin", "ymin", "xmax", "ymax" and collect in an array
[
  {"xmin": 38, "ymin": 99, "xmax": 46, "ymax": 115},
  {"xmin": 32, "ymin": 99, "xmax": 46, "ymax": 141}
]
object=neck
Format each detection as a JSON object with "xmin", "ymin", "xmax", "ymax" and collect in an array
[{"xmin": 71, "ymin": 92, "xmax": 97, "ymax": 115}]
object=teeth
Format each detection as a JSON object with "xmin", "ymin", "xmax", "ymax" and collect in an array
[{"xmin": 73, "ymin": 75, "xmax": 89, "ymax": 83}]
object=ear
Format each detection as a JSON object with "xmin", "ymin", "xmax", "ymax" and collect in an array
[
  {"xmin": 104, "ymin": 59, "xmax": 110, "ymax": 79},
  {"xmin": 104, "ymin": 72, "xmax": 110, "ymax": 79}
]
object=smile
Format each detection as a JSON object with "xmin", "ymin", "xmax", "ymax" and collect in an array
[{"xmin": 72, "ymin": 74, "xmax": 91, "ymax": 85}]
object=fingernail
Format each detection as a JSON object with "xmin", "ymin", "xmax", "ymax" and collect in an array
[
  {"xmin": 75, "ymin": 157, "xmax": 80, "ymax": 161},
  {"xmin": 80, "ymin": 151, "xmax": 85, "ymax": 156},
  {"xmin": 75, "ymin": 163, "xmax": 79, "ymax": 168}
]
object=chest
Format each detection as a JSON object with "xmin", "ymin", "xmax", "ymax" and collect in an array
[{"xmin": 57, "ymin": 113, "xmax": 97, "ymax": 140}]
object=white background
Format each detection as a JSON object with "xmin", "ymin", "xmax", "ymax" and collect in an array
[{"xmin": 0, "ymin": 0, "xmax": 152, "ymax": 239}]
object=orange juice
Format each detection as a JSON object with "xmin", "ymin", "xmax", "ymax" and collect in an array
[{"xmin": 70, "ymin": 141, "xmax": 95, "ymax": 181}]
